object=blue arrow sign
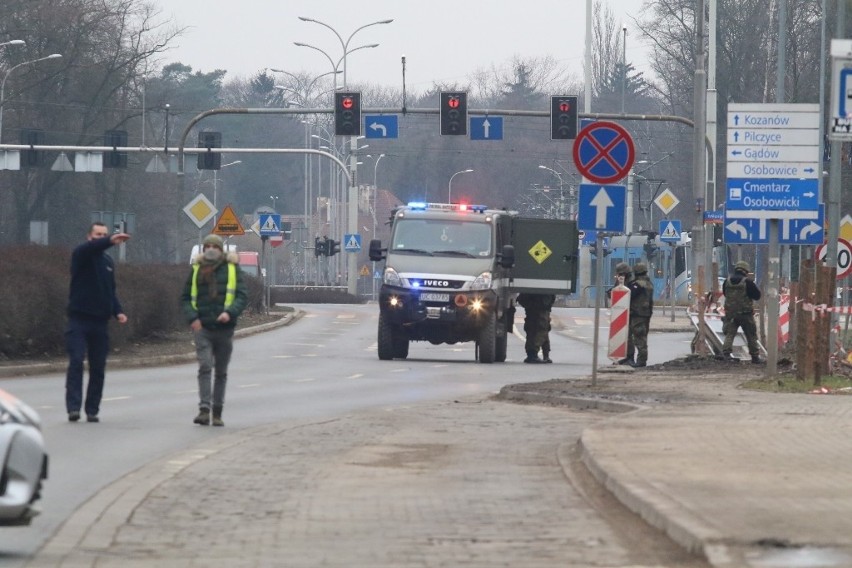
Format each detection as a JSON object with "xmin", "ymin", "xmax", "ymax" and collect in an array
[
  {"xmin": 258, "ymin": 213, "xmax": 281, "ymax": 236},
  {"xmin": 364, "ymin": 115, "xmax": 399, "ymax": 139},
  {"xmin": 344, "ymin": 233, "xmax": 362, "ymax": 252},
  {"xmin": 723, "ymin": 204, "xmax": 824, "ymax": 245},
  {"xmin": 469, "ymin": 116, "xmax": 503, "ymax": 140},
  {"xmin": 578, "ymin": 184, "xmax": 626, "ymax": 232},
  {"xmin": 659, "ymin": 219, "xmax": 682, "ymax": 242}
]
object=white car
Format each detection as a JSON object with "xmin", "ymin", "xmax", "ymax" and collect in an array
[{"xmin": 0, "ymin": 389, "xmax": 47, "ymax": 526}]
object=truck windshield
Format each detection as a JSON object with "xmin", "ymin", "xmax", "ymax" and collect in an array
[{"xmin": 391, "ymin": 219, "xmax": 492, "ymax": 256}]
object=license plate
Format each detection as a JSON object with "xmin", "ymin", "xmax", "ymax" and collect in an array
[{"xmin": 420, "ymin": 292, "xmax": 450, "ymax": 302}]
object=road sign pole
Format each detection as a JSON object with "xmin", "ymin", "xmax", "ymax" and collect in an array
[{"xmin": 766, "ymin": 221, "xmax": 780, "ymax": 375}]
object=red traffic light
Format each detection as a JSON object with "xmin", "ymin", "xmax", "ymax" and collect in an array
[
  {"xmin": 559, "ymin": 102, "xmax": 571, "ymax": 112},
  {"xmin": 341, "ymin": 97, "xmax": 354, "ymax": 109},
  {"xmin": 447, "ymin": 96, "xmax": 460, "ymax": 109}
]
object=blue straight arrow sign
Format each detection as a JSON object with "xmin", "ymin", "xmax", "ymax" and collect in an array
[{"xmin": 578, "ymin": 184, "xmax": 626, "ymax": 232}]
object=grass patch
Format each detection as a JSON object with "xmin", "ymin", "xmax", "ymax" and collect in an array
[{"xmin": 742, "ymin": 375, "xmax": 852, "ymax": 394}]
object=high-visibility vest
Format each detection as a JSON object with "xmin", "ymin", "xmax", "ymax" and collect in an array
[{"xmin": 191, "ymin": 262, "xmax": 237, "ymax": 311}]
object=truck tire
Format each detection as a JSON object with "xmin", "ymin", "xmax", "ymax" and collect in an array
[
  {"xmin": 477, "ymin": 312, "xmax": 497, "ymax": 364},
  {"xmin": 378, "ymin": 312, "xmax": 396, "ymax": 360},
  {"xmin": 393, "ymin": 334, "xmax": 409, "ymax": 359},
  {"xmin": 495, "ymin": 320, "xmax": 508, "ymax": 363}
]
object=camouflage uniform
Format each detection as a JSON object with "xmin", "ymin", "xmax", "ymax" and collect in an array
[
  {"xmin": 517, "ymin": 293, "xmax": 555, "ymax": 363},
  {"xmin": 627, "ymin": 263, "xmax": 654, "ymax": 367},
  {"xmin": 721, "ymin": 261, "xmax": 762, "ymax": 363}
]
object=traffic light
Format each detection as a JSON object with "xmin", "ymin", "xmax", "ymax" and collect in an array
[
  {"xmin": 197, "ymin": 131, "xmax": 222, "ymax": 170},
  {"xmin": 19, "ymin": 128, "xmax": 45, "ymax": 168},
  {"xmin": 314, "ymin": 236, "xmax": 323, "ymax": 257},
  {"xmin": 326, "ymin": 239, "xmax": 341, "ymax": 256},
  {"xmin": 334, "ymin": 92, "xmax": 362, "ymax": 136},
  {"xmin": 440, "ymin": 91, "xmax": 467, "ymax": 135},
  {"xmin": 103, "ymin": 130, "xmax": 128, "ymax": 168},
  {"xmin": 550, "ymin": 95, "xmax": 578, "ymax": 140}
]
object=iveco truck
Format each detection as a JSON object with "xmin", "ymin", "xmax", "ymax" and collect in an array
[{"xmin": 368, "ymin": 202, "xmax": 578, "ymax": 363}]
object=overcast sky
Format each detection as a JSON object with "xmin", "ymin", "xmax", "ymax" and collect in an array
[{"xmin": 150, "ymin": 0, "xmax": 651, "ymax": 92}]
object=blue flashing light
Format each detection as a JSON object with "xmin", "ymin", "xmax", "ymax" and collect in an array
[
  {"xmin": 411, "ymin": 280, "xmax": 421, "ymax": 288},
  {"xmin": 406, "ymin": 202, "xmax": 489, "ymax": 213},
  {"xmin": 407, "ymin": 202, "xmax": 428, "ymax": 210}
]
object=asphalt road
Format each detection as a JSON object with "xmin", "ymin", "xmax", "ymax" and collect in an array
[{"xmin": 0, "ymin": 305, "xmax": 695, "ymax": 565}]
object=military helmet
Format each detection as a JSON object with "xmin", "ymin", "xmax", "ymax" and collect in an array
[
  {"xmin": 633, "ymin": 262, "xmax": 648, "ymax": 275},
  {"xmin": 615, "ymin": 262, "xmax": 631, "ymax": 276},
  {"xmin": 202, "ymin": 234, "xmax": 224, "ymax": 250},
  {"xmin": 735, "ymin": 260, "xmax": 750, "ymax": 273}
]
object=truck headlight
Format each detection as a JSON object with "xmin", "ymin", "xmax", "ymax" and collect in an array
[
  {"xmin": 383, "ymin": 267, "xmax": 402, "ymax": 287},
  {"xmin": 470, "ymin": 271, "xmax": 492, "ymax": 290}
]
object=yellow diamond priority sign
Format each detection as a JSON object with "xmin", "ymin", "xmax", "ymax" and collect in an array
[
  {"xmin": 183, "ymin": 194, "xmax": 216, "ymax": 228},
  {"xmin": 654, "ymin": 188, "xmax": 680, "ymax": 216}
]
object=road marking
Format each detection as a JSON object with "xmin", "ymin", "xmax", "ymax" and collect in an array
[
  {"xmin": 346, "ymin": 373, "xmax": 364, "ymax": 379},
  {"xmin": 271, "ymin": 355, "xmax": 294, "ymax": 359},
  {"xmin": 103, "ymin": 396, "xmax": 131, "ymax": 401},
  {"xmin": 238, "ymin": 383, "xmax": 261, "ymax": 388},
  {"xmin": 291, "ymin": 378, "xmax": 315, "ymax": 383}
]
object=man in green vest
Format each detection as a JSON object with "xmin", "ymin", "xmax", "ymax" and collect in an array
[
  {"xmin": 180, "ymin": 234, "xmax": 248, "ymax": 426},
  {"xmin": 720, "ymin": 260, "xmax": 762, "ymax": 363},
  {"xmin": 626, "ymin": 263, "xmax": 654, "ymax": 367}
]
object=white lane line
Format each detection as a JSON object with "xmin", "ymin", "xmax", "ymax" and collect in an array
[
  {"xmin": 271, "ymin": 355, "xmax": 295, "ymax": 359},
  {"xmin": 238, "ymin": 383, "xmax": 261, "ymax": 389},
  {"xmin": 102, "ymin": 396, "xmax": 131, "ymax": 402},
  {"xmin": 291, "ymin": 378, "xmax": 316, "ymax": 383},
  {"xmin": 346, "ymin": 373, "xmax": 364, "ymax": 379}
]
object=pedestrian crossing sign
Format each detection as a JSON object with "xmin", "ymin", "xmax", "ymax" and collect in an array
[
  {"xmin": 344, "ymin": 233, "xmax": 361, "ymax": 252},
  {"xmin": 258, "ymin": 213, "xmax": 281, "ymax": 236},
  {"xmin": 659, "ymin": 219, "xmax": 682, "ymax": 242}
]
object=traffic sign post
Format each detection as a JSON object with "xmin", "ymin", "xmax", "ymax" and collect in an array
[{"xmin": 572, "ymin": 121, "xmax": 635, "ymax": 184}]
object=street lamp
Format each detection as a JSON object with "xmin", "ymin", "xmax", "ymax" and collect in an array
[
  {"xmin": 298, "ymin": 16, "xmax": 392, "ymax": 88},
  {"xmin": 212, "ymin": 160, "xmax": 242, "ymax": 224},
  {"xmin": 270, "ymin": 195, "xmax": 280, "ymax": 211},
  {"xmin": 0, "ymin": 40, "xmax": 25, "ymax": 49},
  {"xmin": 448, "ymin": 169, "xmax": 474, "ymax": 202},
  {"xmin": 0, "ymin": 53, "xmax": 62, "ymax": 142},
  {"xmin": 539, "ymin": 165, "xmax": 566, "ymax": 219}
]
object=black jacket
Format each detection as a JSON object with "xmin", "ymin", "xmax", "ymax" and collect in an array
[{"xmin": 67, "ymin": 236, "xmax": 123, "ymax": 321}]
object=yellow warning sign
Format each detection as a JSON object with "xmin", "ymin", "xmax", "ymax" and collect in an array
[
  {"xmin": 359, "ymin": 265, "xmax": 370, "ymax": 277},
  {"xmin": 213, "ymin": 205, "xmax": 245, "ymax": 236},
  {"xmin": 528, "ymin": 240, "xmax": 552, "ymax": 265}
]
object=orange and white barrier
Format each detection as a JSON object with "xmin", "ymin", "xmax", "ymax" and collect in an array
[{"xmin": 608, "ymin": 284, "xmax": 630, "ymax": 361}]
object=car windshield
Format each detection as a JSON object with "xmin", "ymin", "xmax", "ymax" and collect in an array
[{"xmin": 391, "ymin": 219, "xmax": 492, "ymax": 256}]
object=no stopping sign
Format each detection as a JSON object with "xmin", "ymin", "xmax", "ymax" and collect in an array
[{"xmin": 816, "ymin": 238, "xmax": 852, "ymax": 279}]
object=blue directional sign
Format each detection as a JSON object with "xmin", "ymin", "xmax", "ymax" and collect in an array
[
  {"xmin": 364, "ymin": 115, "xmax": 399, "ymax": 139},
  {"xmin": 469, "ymin": 116, "xmax": 503, "ymax": 140},
  {"xmin": 344, "ymin": 233, "xmax": 362, "ymax": 252},
  {"xmin": 659, "ymin": 219, "xmax": 682, "ymax": 242},
  {"xmin": 703, "ymin": 210, "xmax": 724, "ymax": 224},
  {"xmin": 725, "ymin": 177, "xmax": 819, "ymax": 217},
  {"xmin": 840, "ymin": 69, "xmax": 852, "ymax": 119},
  {"xmin": 723, "ymin": 204, "xmax": 824, "ymax": 245},
  {"xmin": 258, "ymin": 213, "xmax": 281, "ymax": 236},
  {"xmin": 578, "ymin": 184, "xmax": 626, "ymax": 232}
]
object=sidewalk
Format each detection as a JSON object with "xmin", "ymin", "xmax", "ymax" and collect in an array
[{"xmin": 23, "ymin": 312, "xmax": 852, "ymax": 567}]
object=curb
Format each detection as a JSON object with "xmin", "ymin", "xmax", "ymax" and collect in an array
[{"xmin": 0, "ymin": 310, "xmax": 303, "ymax": 379}]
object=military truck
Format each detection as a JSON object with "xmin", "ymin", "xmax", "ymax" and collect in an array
[{"xmin": 368, "ymin": 202, "xmax": 578, "ymax": 363}]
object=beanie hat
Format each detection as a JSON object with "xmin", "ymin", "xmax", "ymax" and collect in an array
[{"xmin": 202, "ymin": 234, "xmax": 224, "ymax": 249}]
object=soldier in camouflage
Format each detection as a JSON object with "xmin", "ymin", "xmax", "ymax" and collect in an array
[
  {"xmin": 720, "ymin": 260, "xmax": 762, "ymax": 363},
  {"xmin": 517, "ymin": 293, "xmax": 555, "ymax": 363},
  {"xmin": 626, "ymin": 263, "xmax": 654, "ymax": 367}
]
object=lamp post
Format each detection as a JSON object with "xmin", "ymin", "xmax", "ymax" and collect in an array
[
  {"xmin": 0, "ymin": 40, "xmax": 25, "ymax": 49},
  {"xmin": 538, "ymin": 165, "xmax": 565, "ymax": 219},
  {"xmin": 0, "ymin": 53, "xmax": 62, "ymax": 142},
  {"xmin": 297, "ymin": 16, "xmax": 393, "ymax": 296},
  {"xmin": 270, "ymin": 195, "xmax": 279, "ymax": 211},
  {"xmin": 448, "ymin": 169, "xmax": 474, "ymax": 202},
  {"xmin": 212, "ymin": 160, "xmax": 241, "ymax": 225},
  {"xmin": 621, "ymin": 24, "xmax": 627, "ymax": 114}
]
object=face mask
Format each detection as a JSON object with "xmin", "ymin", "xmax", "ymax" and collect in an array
[{"xmin": 203, "ymin": 247, "xmax": 223, "ymax": 261}]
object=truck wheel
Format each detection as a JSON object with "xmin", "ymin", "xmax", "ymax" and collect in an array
[
  {"xmin": 495, "ymin": 320, "xmax": 508, "ymax": 363},
  {"xmin": 393, "ymin": 335, "xmax": 409, "ymax": 359},
  {"xmin": 378, "ymin": 312, "xmax": 396, "ymax": 360},
  {"xmin": 477, "ymin": 312, "xmax": 497, "ymax": 364}
]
